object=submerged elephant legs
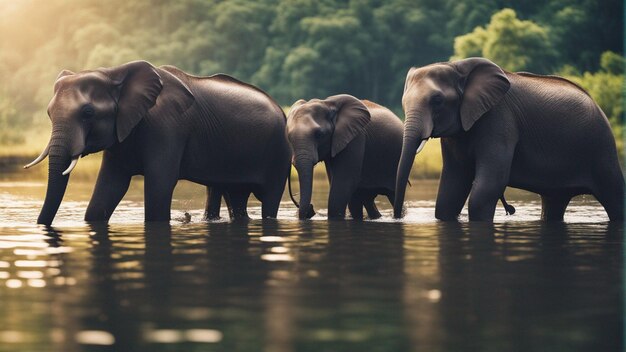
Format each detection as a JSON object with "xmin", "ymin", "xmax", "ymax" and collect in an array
[
  {"xmin": 591, "ymin": 168, "xmax": 625, "ymax": 221},
  {"xmin": 348, "ymin": 189, "xmax": 384, "ymax": 220},
  {"xmin": 203, "ymin": 177, "xmax": 287, "ymax": 221},
  {"xmin": 540, "ymin": 195, "xmax": 571, "ymax": 221}
]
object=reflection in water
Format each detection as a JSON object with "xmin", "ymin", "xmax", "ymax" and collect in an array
[
  {"xmin": 429, "ymin": 222, "xmax": 624, "ymax": 352},
  {"xmin": 0, "ymin": 175, "xmax": 623, "ymax": 351},
  {"xmin": 0, "ymin": 219, "xmax": 622, "ymax": 351}
]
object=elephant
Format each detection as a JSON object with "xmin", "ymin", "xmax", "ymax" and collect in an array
[
  {"xmin": 394, "ymin": 57, "xmax": 624, "ymax": 221},
  {"xmin": 25, "ymin": 60, "xmax": 291, "ymax": 225},
  {"xmin": 286, "ymin": 95, "xmax": 403, "ymax": 220}
]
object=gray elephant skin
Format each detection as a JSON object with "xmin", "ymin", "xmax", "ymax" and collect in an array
[
  {"xmin": 27, "ymin": 60, "xmax": 290, "ymax": 225},
  {"xmin": 286, "ymin": 95, "xmax": 403, "ymax": 220},
  {"xmin": 394, "ymin": 57, "xmax": 624, "ymax": 221}
]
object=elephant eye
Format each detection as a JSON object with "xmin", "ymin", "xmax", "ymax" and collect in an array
[
  {"xmin": 430, "ymin": 93, "xmax": 444, "ymax": 108},
  {"xmin": 81, "ymin": 104, "xmax": 96, "ymax": 120},
  {"xmin": 314, "ymin": 129, "xmax": 323, "ymax": 140}
]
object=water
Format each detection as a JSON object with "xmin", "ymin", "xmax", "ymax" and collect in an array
[{"xmin": 0, "ymin": 164, "xmax": 623, "ymax": 351}]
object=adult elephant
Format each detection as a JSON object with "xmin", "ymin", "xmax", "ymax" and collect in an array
[
  {"xmin": 394, "ymin": 57, "xmax": 624, "ymax": 221},
  {"xmin": 286, "ymin": 95, "xmax": 403, "ymax": 220},
  {"xmin": 26, "ymin": 61, "xmax": 290, "ymax": 225}
]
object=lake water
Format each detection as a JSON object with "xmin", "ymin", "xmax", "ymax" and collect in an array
[{"xmin": 0, "ymin": 162, "xmax": 623, "ymax": 351}]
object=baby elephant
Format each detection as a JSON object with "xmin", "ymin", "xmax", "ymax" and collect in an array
[{"xmin": 286, "ymin": 95, "xmax": 403, "ymax": 220}]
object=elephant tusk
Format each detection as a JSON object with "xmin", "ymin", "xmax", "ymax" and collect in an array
[
  {"xmin": 415, "ymin": 139, "xmax": 427, "ymax": 154},
  {"xmin": 24, "ymin": 144, "xmax": 51, "ymax": 169},
  {"xmin": 62, "ymin": 156, "xmax": 80, "ymax": 176}
]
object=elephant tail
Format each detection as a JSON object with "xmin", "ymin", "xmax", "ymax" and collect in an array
[
  {"xmin": 500, "ymin": 196, "xmax": 516, "ymax": 215},
  {"xmin": 288, "ymin": 166, "xmax": 300, "ymax": 208}
]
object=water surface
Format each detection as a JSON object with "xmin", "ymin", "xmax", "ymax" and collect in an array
[{"xmin": 0, "ymin": 165, "xmax": 623, "ymax": 351}]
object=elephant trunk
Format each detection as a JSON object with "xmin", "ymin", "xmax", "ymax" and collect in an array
[
  {"xmin": 37, "ymin": 124, "xmax": 83, "ymax": 225},
  {"xmin": 393, "ymin": 113, "xmax": 431, "ymax": 218},
  {"xmin": 294, "ymin": 156, "xmax": 316, "ymax": 220}
]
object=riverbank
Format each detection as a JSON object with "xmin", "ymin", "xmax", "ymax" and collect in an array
[{"xmin": 1, "ymin": 138, "xmax": 444, "ymax": 180}]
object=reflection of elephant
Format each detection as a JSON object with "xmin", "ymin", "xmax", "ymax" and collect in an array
[
  {"xmin": 286, "ymin": 95, "xmax": 403, "ymax": 220},
  {"xmin": 26, "ymin": 61, "xmax": 290, "ymax": 225},
  {"xmin": 434, "ymin": 222, "xmax": 623, "ymax": 349},
  {"xmin": 394, "ymin": 57, "xmax": 624, "ymax": 221}
]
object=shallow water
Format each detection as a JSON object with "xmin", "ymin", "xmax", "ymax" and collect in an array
[{"xmin": 0, "ymin": 165, "xmax": 623, "ymax": 351}]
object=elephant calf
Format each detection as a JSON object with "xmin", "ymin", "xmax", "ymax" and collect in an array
[
  {"xmin": 26, "ymin": 60, "xmax": 290, "ymax": 224},
  {"xmin": 286, "ymin": 95, "xmax": 403, "ymax": 220}
]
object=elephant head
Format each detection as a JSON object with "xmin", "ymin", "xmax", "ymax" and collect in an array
[
  {"xmin": 26, "ymin": 60, "xmax": 194, "ymax": 225},
  {"xmin": 286, "ymin": 94, "xmax": 371, "ymax": 219},
  {"xmin": 393, "ymin": 57, "xmax": 510, "ymax": 218}
]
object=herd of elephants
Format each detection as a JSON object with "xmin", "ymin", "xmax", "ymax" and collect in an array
[{"xmin": 24, "ymin": 57, "xmax": 624, "ymax": 225}]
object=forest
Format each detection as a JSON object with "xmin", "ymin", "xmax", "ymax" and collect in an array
[{"xmin": 0, "ymin": 0, "xmax": 623, "ymax": 153}]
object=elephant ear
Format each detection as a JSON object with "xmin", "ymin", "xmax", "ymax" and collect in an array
[
  {"xmin": 325, "ymin": 94, "xmax": 371, "ymax": 157},
  {"xmin": 151, "ymin": 68, "xmax": 195, "ymax": 120},
  {"xmin": 454, "ymin": 57, "xmax": 510, "ymax": 131},
  {"xmin": 100, "ymin": 61, "xmax": 164, "ymax": 142},
  {"xmin": 101, "ymin": 61, "xmax": 194, "ymax": 142}
]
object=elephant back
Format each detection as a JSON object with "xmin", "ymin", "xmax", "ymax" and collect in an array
[
  {"xmin": 515, "ymin": 72, "xmax": 591, "ymax": 98},
  {"xmin": 163, "ymin": 66, "xmax": 290, "ymax": 185},
  {"xmin": 209, "ymin": 74, "xmax": 286, "ymax": 120},
  {"xmin": 160, "ymin": 65, "xmax": 285, "ymax": 121},
  {"xmin": 361, "ymin": 100, "xmax": 404, "ymax": 142}
]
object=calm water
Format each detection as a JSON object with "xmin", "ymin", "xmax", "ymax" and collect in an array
[{"xmin": 0, "ymin": 161, "xmax": 623, "ymax": 351}]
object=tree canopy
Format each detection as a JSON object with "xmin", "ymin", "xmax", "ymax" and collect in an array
[
  {"xmin": 452, "ymin": 9, "xmax": 556, "ymax": 72},
  {"xmin": 0, "ymin": 0, "xmax": 622, "ymax": 144}
]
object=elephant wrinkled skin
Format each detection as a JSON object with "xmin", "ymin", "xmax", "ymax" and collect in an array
[
  {"xmin": 286, "ymin": 95, "xmax": 403, "ymax": 220},
  {"xmin": 394, "ymin": 57, "xmax": 625, "ymax": 222},
  {"xmin": 27, "ymin": 61, "xmax": 290, "ymax": 225}
]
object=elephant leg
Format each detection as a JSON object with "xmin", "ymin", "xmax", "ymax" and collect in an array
[
  {"xmin": 363, "ymin": 192, "xmax": 381, "ymax": 220},
  {"xmin": 328, "ymin": 179, "xmax": 357, "ymax": 219},
  {"xmin": 540, "ymin": 195, "xmax": 571, "ymax": 221},
  {"xmin": 467, "ymin": 150, "xmax": 513, "ymax": 222},
  {"xmin": 226, "ymin": 188, "xmax": 250, "ymax": 220},
  {"xmin": 468, "ymin": 178, "xmax": 507, "ymax": 221},
  {"xmin": 435, "ymin": 142, "xmax": 473, "ymax": 221},
  {"xmin": 261, "ymin": 193, "xmax": 281, "ymax": 219},
  {"xmin": 386, "ymin": 193, "xmax": 406, "ymax": 217},
  {"xmin": 144, "ymin": 155, "xmax": 181, "ymax": 222},
  {"xmin": 222, "ymin": 191, "xmax": 235, "ymax": 219},
  {"xmin": 85, "ymin": 151, "xmax": 132, "ymax": 222},
  {"xmin": 204, "ymin": 187, "xmax": 223, "ymax": 221},
  {"xmin": 385, "ymin": 193, "xmax": 394, "ymax": 205},
  {"xmin": 348, "ymin": 195, "xmax": 364, "ymax": 221},
  {"xmin": 595, "ymin": 191, "xmax": 625, "ymax": 221},
  {"xmin": 144, "ymin": 175, "xmax": 179, "ymax": 222},
  {"xmin": 326, "ymin": 135, "xmax": 365, "ymax": 220},
  {"xmin": 592, "ymin": 169, "xmax": 625, "ymax": 221},
  {"xmin": 260, "ymin": 181, "xmax": 286, "ymax": 219},
  {"xmin": 591, "ymin": 160, "xmax": 625, "ymax": 221},
  {"xmin": 436, "ymin": 168, "xmax": 473, "ymax": 221}
]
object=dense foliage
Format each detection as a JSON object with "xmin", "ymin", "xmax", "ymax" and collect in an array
[{"xmin": 0, "ymin": 0, "xmax": 622, "ymax": 145}]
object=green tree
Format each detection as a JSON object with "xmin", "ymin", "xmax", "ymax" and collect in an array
[
  {"xmin": 560, "ymin": 51, "xmax": 624, "ymax": 153},
  {"xmin": 452, "ymin": 8, "xmax": 556, "ymax": 72},
  {"xmin": 0, "ymin": 0, "xmax": 623, "ymax": 149},
  {"xmin": 600, "ymin": 51, "xmax": 625, "ymax": 75}
]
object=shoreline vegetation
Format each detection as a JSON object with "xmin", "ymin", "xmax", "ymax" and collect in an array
[
  {"xmin": 0, "ymin": 136, "xmax": 444, "ymax": 181},
  {"xmin": 0, "ymin": 2, "xmax": 622, "ymax": 180}
]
